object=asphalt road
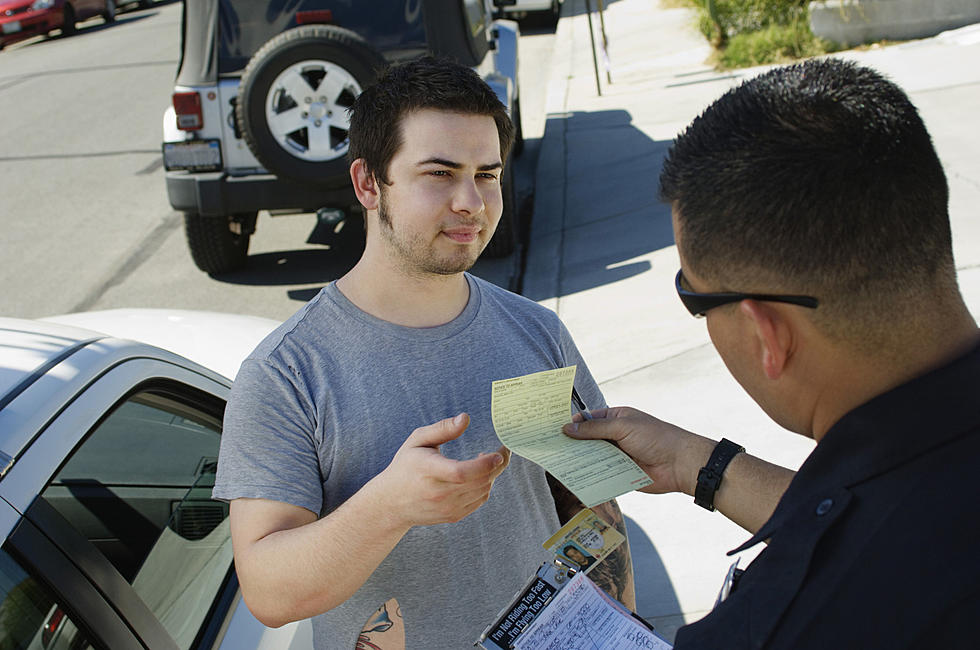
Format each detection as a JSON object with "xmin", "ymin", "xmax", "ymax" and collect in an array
[{"xmin": 0, "ymin": 1, "xmax": 556, "ymax": 322}]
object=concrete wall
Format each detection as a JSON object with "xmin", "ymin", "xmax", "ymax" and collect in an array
[{"xmin": 810, "ymin": 0, "xmax": 980, "ymax": 46}]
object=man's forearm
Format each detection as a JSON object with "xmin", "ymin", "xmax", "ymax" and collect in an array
[
  {"xmin": 587, "ymin": 499, "xmax": 636, "ymax": 610},
  {"xmin": 547, "ymin": 475, "xmax": 637, "ymax": 610},
  {"xmin": 231, "ymin": 477, "xmax": 411, "ymax": 628}
]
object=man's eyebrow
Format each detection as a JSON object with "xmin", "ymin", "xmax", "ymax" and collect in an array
[{"xmin": 417, "ymin": 158, "xmax": 502, "ymax": 171}]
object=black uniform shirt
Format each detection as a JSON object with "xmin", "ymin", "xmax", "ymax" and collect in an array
[{"xmin": 674, "ymin": 341, "xmax": 980, "ymax": 649}]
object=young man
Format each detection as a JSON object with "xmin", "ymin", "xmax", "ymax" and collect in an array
[
  {"xmin": 213, "ymin": 57, "xmax": 634, "ymax": 649},
  {"xmin": 566, "ymin": 59, "xmax": 979, "ymax": 648}
]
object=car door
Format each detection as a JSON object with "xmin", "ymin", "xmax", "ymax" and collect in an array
[
  {"xmin": 1, "ymin": 357, "xmax": 240, "ymax": 649},
  {"xmin": 0, "ymin": 497, "xmax": 143, "ymax": 649}
]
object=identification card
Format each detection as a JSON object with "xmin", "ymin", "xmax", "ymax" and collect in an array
[{"xmin": 542, "ymin": 507, "xmax": 625, "ymax": 575}]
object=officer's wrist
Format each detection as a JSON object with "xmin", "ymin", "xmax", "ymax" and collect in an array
[
  {"xmin": 694, "ymin": 439, "xmax": 746, "ymax": 511},
  {"xmin": 678, "ymin": 435, "xmax": 717, "ymax": 498}
]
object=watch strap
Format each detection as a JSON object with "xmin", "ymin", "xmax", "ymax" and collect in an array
[{"xmin": 694, "ymin": 438, "xmax": 745, "ymax": 511}]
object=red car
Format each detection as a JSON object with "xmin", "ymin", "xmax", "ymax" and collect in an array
[{"xmin": 0, "ymin": 0, "xmax": 115, "ymax": 50}]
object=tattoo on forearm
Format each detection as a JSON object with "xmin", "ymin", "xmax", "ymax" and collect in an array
[
  {"xmin": 588, "ymin": 499, "xmax": 636, "ymax": 610},
  {"xmin": 546, "ymin": 474, "xmax": 637, "ymax": 610},
  {"xmin": 356, "ymin": 598, "xmax": 405, "ymax": 650}
]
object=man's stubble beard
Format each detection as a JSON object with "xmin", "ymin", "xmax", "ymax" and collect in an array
[{"xmin": 377, "ymin": 185, "xmax": 486, "ymax": 277}]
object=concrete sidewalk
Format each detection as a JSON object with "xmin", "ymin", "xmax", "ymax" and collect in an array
[{"xmin": 524, "ymin": 0, "xmax": 980, "ymax": 640}]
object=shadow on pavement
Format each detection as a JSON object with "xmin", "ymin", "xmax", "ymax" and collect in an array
[
  {"xmin": 216, "ymin": 219, "xmax": 364, "ymax": 295},
  {"xmin": 625, "ymin": 515, "xmax": 682, "ymax": 627},
  {"xmin": 561, "ymin": 0, "xmax": 622, "ymax": 18},
  {"xmin": 524, "ymin": 109, "xmax": 675, "ymax": 301}
]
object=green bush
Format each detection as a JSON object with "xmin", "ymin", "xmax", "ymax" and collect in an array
[
  {"xmin": 717, "ymin": 19, "xmax": 835, "ymax": 68},
  {"xmin": 684, "ymin": 0, "xmax": 842, "ymax": 68},
  {"xmin": 698, "ymin": 0, "xmax": 793, "ymax": 41}
]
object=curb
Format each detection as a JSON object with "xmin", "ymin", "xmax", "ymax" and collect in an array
[{"xmin": 522, "ymin": 1, "xmax": 579, "ymax": 310}]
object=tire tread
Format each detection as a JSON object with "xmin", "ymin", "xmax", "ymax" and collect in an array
[{"xmin": 184, "ymin": 213, "xmax": 251, "ymax": 275}]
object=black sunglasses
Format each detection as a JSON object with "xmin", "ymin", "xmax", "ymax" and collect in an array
[{"xmin": 675, "ymin": 269, "xmax": 819, "ymax": 318}]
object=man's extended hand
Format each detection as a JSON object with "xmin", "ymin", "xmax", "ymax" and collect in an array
[
  {"xmin": 377, "ymin": 413, "xmax": 511, "ymax": 527},
  {"xmin": 563, "ymin": 406, "xmax": 714, "ymax": 497}
]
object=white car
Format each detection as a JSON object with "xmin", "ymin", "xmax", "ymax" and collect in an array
[{"xmin": 0, "ymin": 310, "xmax": 313, "ymax": 649}]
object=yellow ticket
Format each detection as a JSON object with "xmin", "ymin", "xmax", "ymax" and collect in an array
[{"xmin": 490, "ymin": 366, "xmax": 653, "ymax": 507}]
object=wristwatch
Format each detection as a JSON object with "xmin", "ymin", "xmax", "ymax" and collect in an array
[{"xmin": 694, "ymin": 438, "xmax": 745, "ymax": 511}]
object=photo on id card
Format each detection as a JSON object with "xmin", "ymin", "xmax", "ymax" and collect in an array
[{"xmin": 543, "ymin": 507, "xmax": 625, "ymax": 574}]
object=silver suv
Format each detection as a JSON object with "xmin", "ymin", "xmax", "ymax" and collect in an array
[{"xmin": 162, "ymin": 0, "xmax": 522, "ymax": 275}]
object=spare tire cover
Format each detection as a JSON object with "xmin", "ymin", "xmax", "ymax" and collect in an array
[{"xmin": 237, "ymin": 24, "xmax": 386, "ymax": 187}]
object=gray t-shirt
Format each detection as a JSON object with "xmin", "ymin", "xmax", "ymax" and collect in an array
[{"xmin": 214, "ymin": 273, "xmax": 605, "ymax": 649}]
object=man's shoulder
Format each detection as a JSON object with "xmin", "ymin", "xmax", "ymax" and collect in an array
[
  {"xmin": 243, "ymin": 287, "xmax": 342, "ymax": 365},
  {"xmin": 469, "ymin": 273, "xmax": 560, "ymax": 321}
]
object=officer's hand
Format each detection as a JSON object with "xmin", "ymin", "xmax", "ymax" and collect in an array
[{"xmin": 563, "ymin": 406, "xmax": 712, "ymax": 495}]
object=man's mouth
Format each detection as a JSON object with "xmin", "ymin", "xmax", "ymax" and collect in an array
[{"xmin": 442, "ymin": 226, "xmax": 482, "ymax": 243}]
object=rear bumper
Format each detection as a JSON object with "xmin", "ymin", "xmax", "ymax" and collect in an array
[{"xmin": 165, "ymin": 171, "xmax": 357, "ymax": 217}]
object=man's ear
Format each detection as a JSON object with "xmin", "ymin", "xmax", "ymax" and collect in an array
[
  {"xmin": 350, "ymin": 158, "xmax": 380, "ymax": 210},
  {"xmin": 740, "ymin": 300, "xmax": 793, "ymax": 380}
]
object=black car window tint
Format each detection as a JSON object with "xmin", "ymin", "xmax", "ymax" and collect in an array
[
  {"xmin": 0, "ymin": 547, "xmax": 95, "ymax": 650},
  {"xmin": 39, "ymin": 387, "xmax": 230, "ymax": 650}
]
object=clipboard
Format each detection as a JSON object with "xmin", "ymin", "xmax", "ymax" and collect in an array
[
  {"xmin": 475, "ymin": 560, "xmax": 575, "ymax": 649},
  {"xmin": 475, "ymin": 560, "xmax": 670, "ymax": 649}
]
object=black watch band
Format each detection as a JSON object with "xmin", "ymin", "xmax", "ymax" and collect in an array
[{"xmin": 694, "ymin": 438, "xmax": 745, "ymax": 511}]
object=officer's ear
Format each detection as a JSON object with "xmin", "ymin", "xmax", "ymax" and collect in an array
[
  {"xmin": 350, "ymin": 158, "xmax": 380, "ymax": 211},
  {"xmin": 740, "ymin": 299, "xmax": 793, "ymax": 380}
]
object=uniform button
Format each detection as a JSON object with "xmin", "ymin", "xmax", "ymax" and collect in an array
[{"xmin": 816, "ymin": 498, "xmax": 834, "ymax": 516}]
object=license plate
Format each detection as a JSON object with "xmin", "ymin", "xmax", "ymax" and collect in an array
[
  {"xmin": 2, "ymin": 21, "xmax": 21, "ymax": 34},
  {"xmin": 162, "ymin": 140, "xmax": 222, "ymax": 172}
]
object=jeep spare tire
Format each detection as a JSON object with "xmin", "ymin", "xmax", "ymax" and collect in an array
[{"xmin": 237, "ymin": 25, "xmax": 386, "ymax": 187}]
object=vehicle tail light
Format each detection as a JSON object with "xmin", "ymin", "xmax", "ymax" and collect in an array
[
  {"xmin": 173, "ymin": 91, "xmax": 203, "ymax": 130},
  {"xmin": 296, "ymin": 9, "xmax": 333, "ymax": 25},
  {"xmin": 42, "ymin": 607, "xmax": 65, "ymax": 647}
]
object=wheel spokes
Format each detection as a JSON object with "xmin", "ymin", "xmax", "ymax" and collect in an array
[{"xmin": 263, "ymin": 60, "xmax": 362, "ymax": 161}]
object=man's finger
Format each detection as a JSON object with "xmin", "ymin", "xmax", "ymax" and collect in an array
[
  {"xmin": 563, "ymin": 417, "xmax": 627, "ymax": 443},
  {"xmin": 488, "ymin": 446, "xmax": 511, "ymax": 479},
  {"xmin": 407, "ymin": 413, "xmax": 469, "ymax": 449},
  {"xmin": 424, "ymin": 450, "xmax": 503, "ymax": 484}
]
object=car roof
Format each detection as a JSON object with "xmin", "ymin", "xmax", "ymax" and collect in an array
[
  {"xmin": 0, "ymin": 319, "xmax": 104, "ymax": 409},
  {"xmin": 42, "ymin": 309, "xmax": 280, "ymax": 382},
  {"xmin": 0, "ymin": 311, "xmax": 280, "ymax": 474}
]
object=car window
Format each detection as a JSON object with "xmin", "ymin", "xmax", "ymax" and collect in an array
[
  {"xmin": 216, "ymin": 0, "xmax": 427, "ymax": 74},
  {"xmin": 0, "ymin": 547, "xmax": 95, "ymax": 650},
  {"xmin": 39, "ymin": 388, "xmax": 230, "ymax": 650}
]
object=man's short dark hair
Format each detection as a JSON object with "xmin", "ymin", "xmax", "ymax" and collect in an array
[
  {"xmin": 659, "ymin": 59, "xmax": 954, "ymax": 343},
  {"xmin": 348, "ymin": 55, "xmax": 514, "ymax": 185}
]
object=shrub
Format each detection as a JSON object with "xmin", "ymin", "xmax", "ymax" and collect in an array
[
  {"xmin": 685, "ymin": 0, "xmax": 842, "ymax": 68},
  {"xmin": 717, "ymin": 18, "xmax": 836, "ymax": 68}
]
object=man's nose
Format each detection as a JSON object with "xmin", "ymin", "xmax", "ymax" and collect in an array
[{"xmin": 451, "ymin": 178, "xmax": 485, "ymax": 215}]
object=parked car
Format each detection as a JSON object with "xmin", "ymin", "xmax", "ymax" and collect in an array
[
  {"xmin": 0, "ymin": 0, "xmax": 115, "ymax": 50},
  {"xmin": 0, "ymin": 309, "xmax": 314, "ymax": 649},
  {"xmin": 493, "ymin": 0, "xmax": 562, "ymax": 24},
  {"xmin": 163, "ymin": 0, "xmax": 523, "ymax": 276}
]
